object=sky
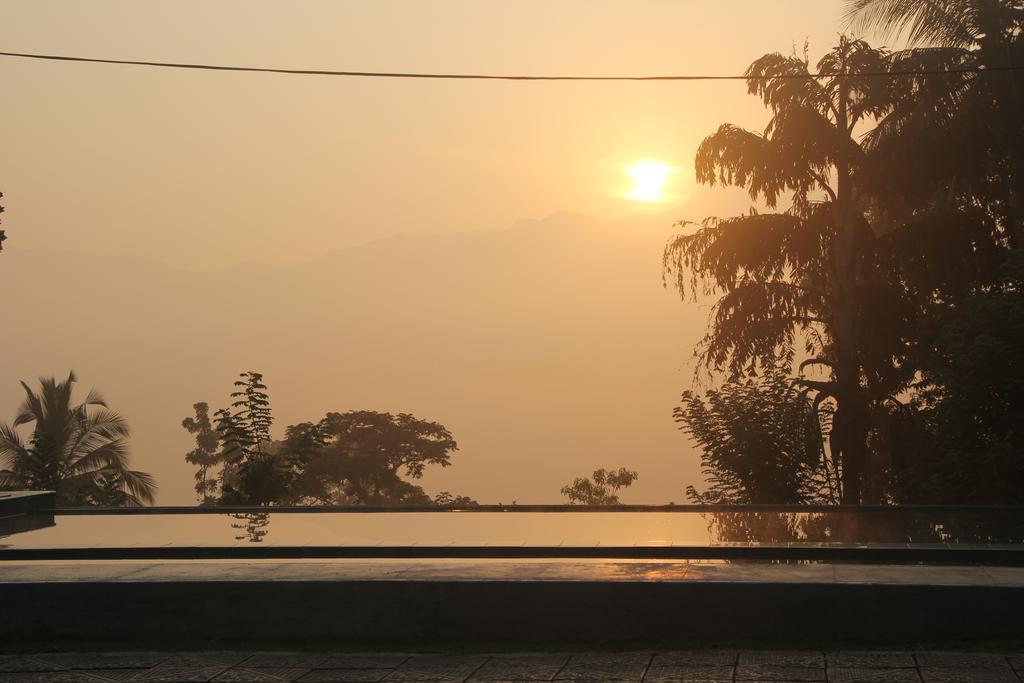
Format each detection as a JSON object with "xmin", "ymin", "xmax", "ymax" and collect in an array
[
  {"xmin": 0, "ymin": 1, "xmax": 853, "ymax": 266},
  {"xmin": 0, "ymin": 1, "xmax": 869, "ymax": 504}
]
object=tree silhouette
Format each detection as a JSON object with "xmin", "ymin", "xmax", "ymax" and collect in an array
[
  {"xmin": 842, "ymin": 0, "xmax": 1024, "ymax": 503},
  {"xmin": 845, "ymin": 0, "xmax": 1024, "ymax": 247},
  {"xmin": 677, "ymin": 369, "xmax": 838, "ymax": 504},
  {"xmin": 286, "ymin": 411, "xmax": 460, "ymax": 505},
  {"xmin": 183, "ymin": 374, "xmax": 468, "ymax": 506},
  {"xmin": 0, "ymin": 371, "xmax": 155, "ymax": 506},
  {"xmin": 664, "ymin": 38, "xmax": 912, "ymax": 503},
  {"xmin": 561, "ymin": 468, "xmax": 638, "ymax": 504},
  {"xmin": 181, "ymin": 402, "xmax": 222, "ymax": 504},
  {"xmin": 900, "ymin": 253, "xmax": 1024, "ymax": 503},
  {"xmin": 216, "ymin": 372, "xmax": 286, "ymax": 505}
]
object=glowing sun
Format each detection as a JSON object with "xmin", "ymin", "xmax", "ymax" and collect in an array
[{"xmin": 626, "ymin": 160, "xmax": 672, "ymax": 202}]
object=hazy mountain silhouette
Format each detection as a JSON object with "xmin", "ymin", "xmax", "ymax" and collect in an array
[{"xmin": 0, "ymin": 195, "xmax": 747, "ymax": 504}]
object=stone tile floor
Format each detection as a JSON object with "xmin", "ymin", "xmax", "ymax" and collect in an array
[{"xmin": 1, "ymin": 651, "xmax": 1023, "ymax": 682}]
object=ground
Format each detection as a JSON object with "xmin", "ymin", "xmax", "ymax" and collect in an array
[{"xmin": 2, "ymin": 651, "xmax": 1024, "ymax": 682}]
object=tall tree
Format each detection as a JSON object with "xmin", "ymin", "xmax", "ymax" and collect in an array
[
  {"xmin": 217, "ymin": 371, "xmax": 284, "ymax": 505},
  {"xmin": 664, "ymin": 38, "xmax": 907, "ymax": 502},
  {"xmin": 844, "ymin": 0, "xmax": 1024, "ymax": 502},
  {"xmin": 230, "ymin": 371, "xmax": 273, "ymax": 448},
  {"xmin": 0, "ymin": 371, "xmax": 156, "ymax": 506},
  {"xmin": 181, "ymin": 402, "xmax": 222, "ymax": 504}
]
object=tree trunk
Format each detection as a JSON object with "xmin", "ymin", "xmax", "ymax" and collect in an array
[{"xmin": 830, "ymin": 65, "xmax": 871, "ymax": 504}]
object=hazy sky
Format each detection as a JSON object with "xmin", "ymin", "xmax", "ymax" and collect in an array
[
  {"xmin": 1, "ymin": 2, "xmax": 872, "ymax": 504},
  {"xmin": 0, "ymin": 1, "xmax": 852, "ymax": 267}
]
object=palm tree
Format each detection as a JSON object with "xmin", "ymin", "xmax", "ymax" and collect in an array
[
  {"xmin": 845, "ymin": 0, "xmax": 1024, "ymax": 247},
  {"xmin": 0, "ymin": 371, "xmax": 156, "ymax": 506},
  {"xmin": 664, "ymin": 38, "xmax": 911, "ymax": 503}
]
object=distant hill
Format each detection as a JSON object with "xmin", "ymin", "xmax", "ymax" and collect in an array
[{"xmin": 0, "ymin": 195, "xmax": 751, "ymax": 504}]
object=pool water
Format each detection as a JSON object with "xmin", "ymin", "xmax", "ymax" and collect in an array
[{"xmin": 3, "ymin": 510, "xmax": 1023, "ymax": 549}]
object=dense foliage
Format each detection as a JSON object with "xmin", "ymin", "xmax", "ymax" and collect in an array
[
  {"xmin": 672, "ymin": 3, "xmax": 1024, "ymax": 504},
  {"xmin": 677, "ymin": 370, "xmax": 837, "ymax": 504},
  {"xmin": 183, "ymin": 371, "xmax": 474, "ymax": 506},
  {"xmin": 0, "ymin": 371, "xmax": 156, "ymax": 506}
]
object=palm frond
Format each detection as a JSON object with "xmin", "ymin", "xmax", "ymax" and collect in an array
[
  {"xmin": 0, "ymin": 423, "xmax": 30, "ymax": 469},
  {"xmin": 67, "ymin": 440, "xmax": 131, "ymax": 474},
  {"xmin": 81, "ymin": 388, "xmax": 108, "ymax": 408},
  {"xmin": 745, "ymin": 53, "xmax": 831, "ymax": 114},
  {"xmin": 13, "ymin": 381, "xmax": 43, "ymax": 427},
  {"xmin": 120, "ymin": 469, "xmax": 158, "ymax": 505},
  {"xmin": 3, "ymin": 372, "xmax": 154, "ymax": 506},
  {"xmin": 844, "ymin": 0, "xmax": 981, "ymax": 47}
]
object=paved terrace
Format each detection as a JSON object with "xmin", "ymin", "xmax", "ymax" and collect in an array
[
  {"xmin": 3, "ymin": 650, "xmax": 1024, "ymax": 682},
  {"xmin": 4, "ymin": 558, "xmax": 1024, "ymax": 583}
]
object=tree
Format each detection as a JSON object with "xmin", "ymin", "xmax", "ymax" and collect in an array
[
  {"xmin": 433, "ymin": 491, "xmax": 478, "ymax": 506},
  {"xmin": 561, "ymin": 468, "xmax": 638, "ymax": 504},
  {"xmin": 183, "ymin": 374, "xmax": 468, "ymax": 506},
  {"xmin": 216, "ymin": 371, "xmax": 286, "ymax": 505},
  {"xmin": 664, "ymin": 38, "xmax": 913, "ymax": 503},
  {"xmin": 898, "ymin": 252, "xmax": 1024, "ymax": 503},
  {"xmin": 845, "ymin": 0, "xmax": 1024, "ymax": 247},
  {"xmin": 181, "ymin": 402, "xmax": 222, "ymax": 504},
  {"xmin": 0, "ymin": 371, "xmax": 156, "ymax": 506},
  {"xmin": 286, "ymin": 411, "xmax": 460, "ymax": 505},
  {"xmin": 676, "ymin": 369, "xmax": 838, "ymax": 504},
  {"xmin": 843, "ymin": 0, "xmax": 1024, "ymax": 503}
]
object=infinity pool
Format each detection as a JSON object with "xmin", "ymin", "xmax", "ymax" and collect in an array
[{"xmin": 4, "ymin": 509, "xmax": 1024, "ymax": 549}]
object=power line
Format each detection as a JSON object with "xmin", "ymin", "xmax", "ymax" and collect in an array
[{"xmin": 1, "ymin": 50, "xmax": 1022, "ymax": 81}]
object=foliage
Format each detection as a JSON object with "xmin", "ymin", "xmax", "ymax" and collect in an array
[
  {"xmin": 231, "ymin": 371, "xmax": 273, "ymax": 446},
  {"xmin": 676, "ymin": 369, "xmax": 838, "ymax": 504},
  {"xmin": 433, "ymin": 491, "xmax": 478, "ymax": 506},
  {"xmin": 844, "ymin": 0, "xmax": 1020, "ymax": 48},
  {"xmin": 209, "ymin": 371, "xmax": 286, "ymax": 505},
  {"xmin": 671, "ymin": 7, "xmax": 1024, "ymax": 506},
  {"xmin": 845, "ymin": 0, "xmax": 1024, "ymax": 247},
  {"xmin": 837, "ymin": 0, "xmax": 1024, "ymax": 503},
  {"xmin": 561, "ymin": 467, "xmax": 638, "ymax": 504},
  {"xmin": 664, "ymin": 37, "xmax": 913, "ymax": 502},
  {"xmin": 230, "ymin": 512, "xmax": 270, "ymax": 543},
  {"xmin": 183, "ymin": 372, "xmax": 471, "ymax": 506},
  {"xmin": 181, "ymin": 402, "xmax": 222, "ymax": 504},
  {"xmin": 0, "ymin": 371, "xmax": 156, "ymax": 506},
  {"xmin": 897, "ymin": 253, "xmax": 1024, "ymax": 502},
  {"xmin": 283, "ymin": 411, "xmax": 462, "ymax": 505}
]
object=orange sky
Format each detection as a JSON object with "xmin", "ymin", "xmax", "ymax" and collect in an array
[
  {"xmin": 0, "ymin": 2, "xmax": 884, "ymax": 504},
  {"xmin": 0, "ymin": 1, "xmax": 854, "ymax": 267}
]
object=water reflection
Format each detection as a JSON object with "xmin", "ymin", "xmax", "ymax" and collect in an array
[
  {"xmin": 703, "ymin": 510, "xmax": 1024, "ymax": 545},
  {"xmin": 229, "ymin": 512, "xmax": 270, "ymax": 543},
  {"xmin": 4, "ymin": 509, "xmax": 1024, "ymax": 549}
]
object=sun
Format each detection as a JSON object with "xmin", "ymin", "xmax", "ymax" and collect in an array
[{"xmin": 626, "ymin": 160, "xmax": 672, "ymax": 202}]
